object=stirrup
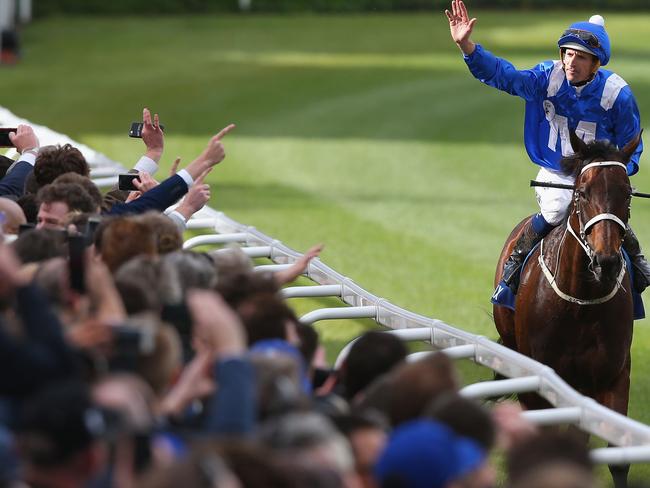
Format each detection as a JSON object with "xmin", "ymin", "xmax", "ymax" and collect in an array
[
  {"xmin": 502, "ymin": 234, "xmax": 537, "ymax": 293},
  {"xmin": 502, "ymin": 260, "xmax": 523, "ymax": 293},
  {"xmin": 494, "ymin": 215, "xmax": 554, "ymax": 307}
]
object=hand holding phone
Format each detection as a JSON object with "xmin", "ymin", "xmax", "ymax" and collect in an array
[
  {"xmin": 0, "ymin": 125, "xmax": 39, "ymax": 153},
  {"xmin": 118, "ymin": 173, "xmax": 141, "ymax": 192}
]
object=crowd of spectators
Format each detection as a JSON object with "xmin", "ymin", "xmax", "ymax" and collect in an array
[{"xmin": 0, "ymin": 109, "xmax": 625, "ymax": 487}]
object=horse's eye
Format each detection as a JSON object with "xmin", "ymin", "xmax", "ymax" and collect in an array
[{"xmin": 576, "ymin": 188, "xmax": 587, "ymax": 199}]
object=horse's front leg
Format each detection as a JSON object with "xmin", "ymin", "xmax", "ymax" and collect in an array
[{"xmin": 595, "ymin": 357, "xmax": 631, "ymax": 488}]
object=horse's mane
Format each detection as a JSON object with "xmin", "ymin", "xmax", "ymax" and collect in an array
[{"xmin": 559, "ymin": 140, "xmax": 623, "ymax": 178}]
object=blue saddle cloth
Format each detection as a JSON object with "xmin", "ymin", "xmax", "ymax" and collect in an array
[{"xmin": 491, "ymin": 247, "xmax": 645, "ymax": 320}]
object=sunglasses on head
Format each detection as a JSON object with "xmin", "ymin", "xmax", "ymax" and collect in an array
[{"xmin": 562, "ymin": 28, "xmax": 600, "ymax": 48}]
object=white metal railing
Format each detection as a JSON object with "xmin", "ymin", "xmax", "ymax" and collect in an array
[
  {"xmin": 2, "ymin": 106, "xmax": 650, "ymax": 464},
  {"xmin": 176, "ymin": 212, "xmax": 650, "ymax": 463}
]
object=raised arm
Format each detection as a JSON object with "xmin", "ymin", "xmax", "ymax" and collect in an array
[
  {"xmin": 447, "ymin": 0, "xmax": 549, "ymax": 101},
  {"xmin": 160, "ymin": 290, "xmax": 255, "ymax": 435},
  {"xmin": 183, "ymin": 124, "xmax": 236, "ymax": 180},
  {"xmin": 445, "ymin": 0, "xmax": 477, "ymax": 55},
  {"xmin": 0, "ymin": 125, "xmax": 40, "ymax": 199},
  {"xmin": 102, "ymin": 108, "xmax": 165, "ymax": 211},
  {"xmin": 106, "ymin": 124, "xmax": 235, "ymax": 217},
  {"xmin": 172, "ymin": 168, "xmax": 212, "ymax": 222},
  {"xmin": 274, "ymin": 244, "xmax": 324, "ymax": 286},
  {"xmin": 141, "ymin": 107, "xmax": 164, "ymax": 164}
]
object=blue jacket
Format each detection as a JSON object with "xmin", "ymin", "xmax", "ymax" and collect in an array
[
  {"xmin": 106, "ymin": 174, "xmax": 188, "ymax": 216},
  {"xmin": 0, "ymin": 285, "xmax": 78, "ymax": 396},
  {"xmin": 464, "ymin": 44, "xmax": 643, "ymax": 175},
  {"xmin": 0, "ymin": 160, "xmax": 34, "ymax": 200}
]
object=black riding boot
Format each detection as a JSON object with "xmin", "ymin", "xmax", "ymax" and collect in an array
[
  {"xmin": 502, "ymin": 219, "xmax": 548, "ymax": 294},
  {"xmin": 623, "ymin": 225, "xmax": 650, "ymax": 293}
]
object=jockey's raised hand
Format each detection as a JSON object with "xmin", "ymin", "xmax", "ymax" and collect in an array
[{"xmin": 445, "ymin": 0, "xmax": 476, "ymax": 55}]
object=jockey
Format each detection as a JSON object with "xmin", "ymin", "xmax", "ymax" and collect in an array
[{"xmin": 445, "ymin": 0, "xmax": 650, "ymax": 299}]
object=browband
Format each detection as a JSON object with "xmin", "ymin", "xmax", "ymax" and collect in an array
[{"xmin": 580, "ymin": 161, "xmax": 627, "ymax": 175}]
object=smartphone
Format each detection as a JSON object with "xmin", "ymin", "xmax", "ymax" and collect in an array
[
  {"xmin": 68, "ymin": 234, "xmax": 86, "ymax": 294},
  {"xmin": 18, "ymin": 223, "xmax": 35, "ymax": 235},
  {"xmin": 108, "ymin": 325, "xmax": 155, "ymax": 375},
  {"xmin": 84, "ymin": 216, "xmax": 102, "ymax": 246},
  {"xmin": 113, "ymin": 326, "xmax": 155, "ymax": 354},
  {"xmin": 0, "ymin": 128, "xmax": 16, "ymax": 147},
  {"xmin": 118, "ymin": 173, "xmax": 141, "ymax": 192},
  {"xmin": 128, "ymin": 121, "xmax": 165, "ymax": 138}
]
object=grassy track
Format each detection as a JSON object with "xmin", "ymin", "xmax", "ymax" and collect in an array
[{"xmin": 4, "ymin": 11, "xmax": 650, "ymax": 480}]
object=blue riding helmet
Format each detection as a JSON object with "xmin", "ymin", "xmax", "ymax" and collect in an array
[{"xmin": 557, "ymin": 16, "xmax": 610, "ymax": 66}]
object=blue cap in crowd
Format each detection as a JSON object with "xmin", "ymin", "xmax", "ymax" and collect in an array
[{"xmin": 374, "ymin": 419, "xmax": 486, "ymax": 488}]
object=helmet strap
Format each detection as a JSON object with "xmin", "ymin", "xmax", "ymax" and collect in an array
[{"xmin": 569, "ymin": 73, "xmax": 595, "ymax": 87}]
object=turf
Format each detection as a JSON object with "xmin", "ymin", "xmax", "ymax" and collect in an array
[{"xmin": 4, "ymin": 11, "xmax": 650, "ymax": 480}]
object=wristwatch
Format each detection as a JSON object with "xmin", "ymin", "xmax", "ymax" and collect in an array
[{"xmin": 20, "ymin": 147, "xmax": 39, "ymax": 156}]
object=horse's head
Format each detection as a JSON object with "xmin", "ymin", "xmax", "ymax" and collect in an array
[{"xmin": 560, "ymin": 131, "xmax": 642, "ymax": 283}]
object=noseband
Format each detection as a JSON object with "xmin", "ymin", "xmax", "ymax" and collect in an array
[
  {"xmin": 538, "ymin": 161, "xmax": 629, "ymax": 305},
  {"xmin": 567, "ymin": 161, "xmax": 628, "ymax": 260}
]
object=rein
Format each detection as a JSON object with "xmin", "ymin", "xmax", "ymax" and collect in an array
[{"xmin": 538, "ymin": 161, "xmax": 628, "ymax": 305}]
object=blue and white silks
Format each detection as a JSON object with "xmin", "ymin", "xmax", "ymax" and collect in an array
[{"xmin": 463, "ymin": 44, "xmax": 643, "ymax": 176}]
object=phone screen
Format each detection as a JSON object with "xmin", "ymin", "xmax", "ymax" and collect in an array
[
  {"xmin": 118, "ymin": 174, "xmax": 140, "ymax": 192},
  {"xmin": 0, "ymin": 128, "xmax": 16, "ymax": 147}
]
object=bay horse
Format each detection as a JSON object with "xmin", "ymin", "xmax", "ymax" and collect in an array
[{"xmin": 494, "ymin": 131, "xmax": 642, "ymax": 488}]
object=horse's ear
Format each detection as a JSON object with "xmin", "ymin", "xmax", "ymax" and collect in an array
[
  {"xmin": 621, "ymin": 130, "xmax": 643, "ymax": 163},
  {"xmin": 569, "ymin": 130, "xmax": 587, "ymax": 155}
]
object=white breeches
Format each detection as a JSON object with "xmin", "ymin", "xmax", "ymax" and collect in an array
[{"xmin": 534, "ymin": 167, "xmax": 575, "ymax": 226}]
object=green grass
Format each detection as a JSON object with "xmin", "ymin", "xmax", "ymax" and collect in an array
[{"xmin": 5, "ymin": 11, "xmax": 650, "ymax": 481}]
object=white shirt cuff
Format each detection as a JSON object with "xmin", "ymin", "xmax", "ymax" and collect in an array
[
  {"xmin": 19, "ymin": 152, "xmax": 37, "ymax": 166},
  {"xmin": 134, "ymin": 155, "xmax": 158, "ymax": 175},
  {"xmin": 166, "ymin": 210, "xmax": 188, "ymax": 231},
  {"xmin": 168, "ymin": 210, "xmax": 187, "ymax": 223},
  {"xmin": 176, "ymin": 169, "xmax": 194, "ymax": 188}
]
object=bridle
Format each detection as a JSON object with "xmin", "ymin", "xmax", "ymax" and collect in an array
[
  {"xmin": 567, "ymin": 161, "xmax": 628, "ymax": 260},
  {"xmin": 538, "ymin": 161, "xmax": 629, "ymax": 305}
]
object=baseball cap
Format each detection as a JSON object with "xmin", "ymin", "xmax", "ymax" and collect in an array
[{"xmin": 374, "ymin": 419, "xmax": 486, "ymax": 488}]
